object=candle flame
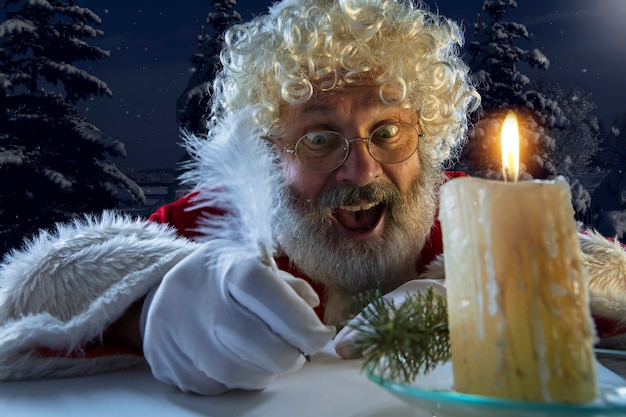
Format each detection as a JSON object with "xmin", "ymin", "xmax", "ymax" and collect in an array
[{"xmin": 501, "ymin": 112, "xmax": 519, "ymax": 182}]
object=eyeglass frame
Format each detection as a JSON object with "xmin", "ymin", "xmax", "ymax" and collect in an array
[{"xmin": 277, "ymin": 121, "xmax": 424, "ymax": 173}]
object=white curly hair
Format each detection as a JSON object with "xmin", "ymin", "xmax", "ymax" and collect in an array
[{"xmin": 208, "ymin": 0, "xmax": 480, "ymax": 165}]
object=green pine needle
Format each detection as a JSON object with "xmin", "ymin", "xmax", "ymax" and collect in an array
[{"xmin": 350, "ymin": 286, "xmax": 450, "ymax": 383}]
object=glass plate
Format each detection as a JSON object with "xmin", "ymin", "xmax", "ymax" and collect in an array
[{"xmin": 366, "ymin": 360, "xmax": 626, "ymax": 417}]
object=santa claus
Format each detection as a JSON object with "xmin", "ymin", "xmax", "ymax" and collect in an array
[{"xmin": 1, "ymin": 0, "xmax": 625, "ymax": 395}]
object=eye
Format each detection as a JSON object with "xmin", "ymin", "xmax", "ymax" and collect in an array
[
  {"xmin": 303, "ymin": 131, "xmax": 336, "ymax": 146},
  {"xmin": 372, "ymin": 124, "xmax": 400, "ymax": 140}
]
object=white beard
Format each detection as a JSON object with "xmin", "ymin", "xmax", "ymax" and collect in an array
[{"xmin": 272, "ymin": 159, "xmax": 442, "ymax": 325}]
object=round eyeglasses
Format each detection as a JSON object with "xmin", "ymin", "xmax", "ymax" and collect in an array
[{"xmin": 280, "ymin": 122, "xmax": 422, "ymax": 173}]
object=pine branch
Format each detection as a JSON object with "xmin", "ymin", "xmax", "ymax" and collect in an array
[{"xmin": 350, "ymin": 286, "xmax": 450, "ymax": 383}]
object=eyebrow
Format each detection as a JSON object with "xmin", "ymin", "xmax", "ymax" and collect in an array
[{"xmin": 299, "ymin": 103, "xmax": 335, "ymax": 117}]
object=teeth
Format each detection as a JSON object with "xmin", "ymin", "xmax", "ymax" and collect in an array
[{"xmin": 338, "ymin": 201, "xmax": 378, "ymax": 212}]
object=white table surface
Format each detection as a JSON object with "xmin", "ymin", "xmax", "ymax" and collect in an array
[
  {"xmin": 0, "ymin": 343, "xmax": 418, "ymax": 417},
  {"xmin": 2, "ymin": 343, "xmax": 625, "ymax": 417}
]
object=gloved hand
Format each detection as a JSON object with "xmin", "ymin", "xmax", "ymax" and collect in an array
[
  {"xmin": 333, "ymin": 279, "xmax": 446, "ymax": 359},
  {"xmin": 141, "ymin": 240, "xmax": 335, "ymax": 395}
]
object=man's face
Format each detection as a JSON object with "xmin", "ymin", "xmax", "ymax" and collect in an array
[{"xmin": 272, "ymin": 85, "xmax": 441, "ymax": 297}]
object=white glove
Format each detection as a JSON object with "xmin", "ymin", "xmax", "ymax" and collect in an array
[
  {"xmin": 141, "ymin": 240, "xmax": 335, "ymax": 395},
  {"xmin": 333, "ymin": 279, "xmax": 446, "ymax": 358}
]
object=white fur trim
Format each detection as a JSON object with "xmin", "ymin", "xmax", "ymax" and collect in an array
[
  {"xmin": 580, "ymin": 231, "xmax": 626, "ymax": 326},
  {"xmin": 0, "ymin": 211, "xmax": 199, "ymax": 380},
  {"xmin": 418, "ymin": 232, "xmax": 626, "ymax": 346}
]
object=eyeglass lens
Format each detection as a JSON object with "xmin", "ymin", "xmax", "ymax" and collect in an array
[{"xmin": 294, "ymin": 122, "xmax": 419, "ymax": 172}]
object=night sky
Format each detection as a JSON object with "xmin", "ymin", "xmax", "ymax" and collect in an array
[{"xmin": 75, "ymin": 0, "xmax": 625, "ymax": 169}]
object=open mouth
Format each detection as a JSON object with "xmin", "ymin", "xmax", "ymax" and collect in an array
[{"xmin": 330, "ymin": 201, "xmax": 385, "ymax": 233}]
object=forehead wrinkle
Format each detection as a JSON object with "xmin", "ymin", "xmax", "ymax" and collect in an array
[
  {"xmin": 299, "ymin": 103, "xmax": 336, "ymax": 117},
  {"xmin": 296, "ymin": 96, "xmax": 393, "ymax": 120},
  {"xmin": 278, "ymin": 87, "xmax": 417, "ymax": 137}
]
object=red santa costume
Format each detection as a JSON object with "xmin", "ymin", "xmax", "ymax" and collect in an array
[
  {"xmin": 2, "ymin": 0, "xmax": 625, "ymax": 392},
  {"xmin": 1, "ymin": 168, "xmax": 625, "ymax": 382}
]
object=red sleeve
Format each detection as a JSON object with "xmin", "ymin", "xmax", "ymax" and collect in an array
[{"xmin": 148, "ymin": 191, "xmax": 223, "ymax": 240}]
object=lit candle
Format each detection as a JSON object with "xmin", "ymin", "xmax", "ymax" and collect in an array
[
  {"xmin": 500, "ymin": 112, "xmax": 519, "ymax": 182},
  {"xmin": 439, "ymin": 112, "xmax": 597, "ymax": 404}
]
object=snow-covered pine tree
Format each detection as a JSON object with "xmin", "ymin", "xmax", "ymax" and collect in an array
[
  {"xmin": 176, "ymin": 0, "xmax": 241, "ymax": 135},
  {"xmin": 590, "ymin": 158, "xmax": 626, "ymax": 243},
  {"xmin": 532, "ymin": 81, "xmax": 601, "ymax": 175},
  {"xmin": 595, "ymin": 113, "xmax": 626, "ymax": 171},
  {"xmin": 590, "ymin": 114, "xmax": 626, "ymax": 241},
  {"xmin": 462, "ymin": 0, "xmax": 556, "ymax": 178},
  {"xmin": 530, "ymin": 79, "xmax": 604, "ymax": 222},
  {"xmin": 0, "ymin": 0, "xmax": 145, "ymax": 256},
  {"xmin": 461, "ymin": 0, "xmax": 592, "ymax": 220}
]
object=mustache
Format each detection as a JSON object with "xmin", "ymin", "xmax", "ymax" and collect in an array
[{"xmin": 315, "ymin": 182, "xmax": 402, "ymax": 211}]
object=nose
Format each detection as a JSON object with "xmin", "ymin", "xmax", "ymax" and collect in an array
[{"xmin": 334, "ymin": 137, "xmax": 383, "ymax": 186}]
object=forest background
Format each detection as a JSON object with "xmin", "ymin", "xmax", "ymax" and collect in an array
[{"xmin": 1, "ymin": 0, "xmax": 625, "ymax": 256}]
